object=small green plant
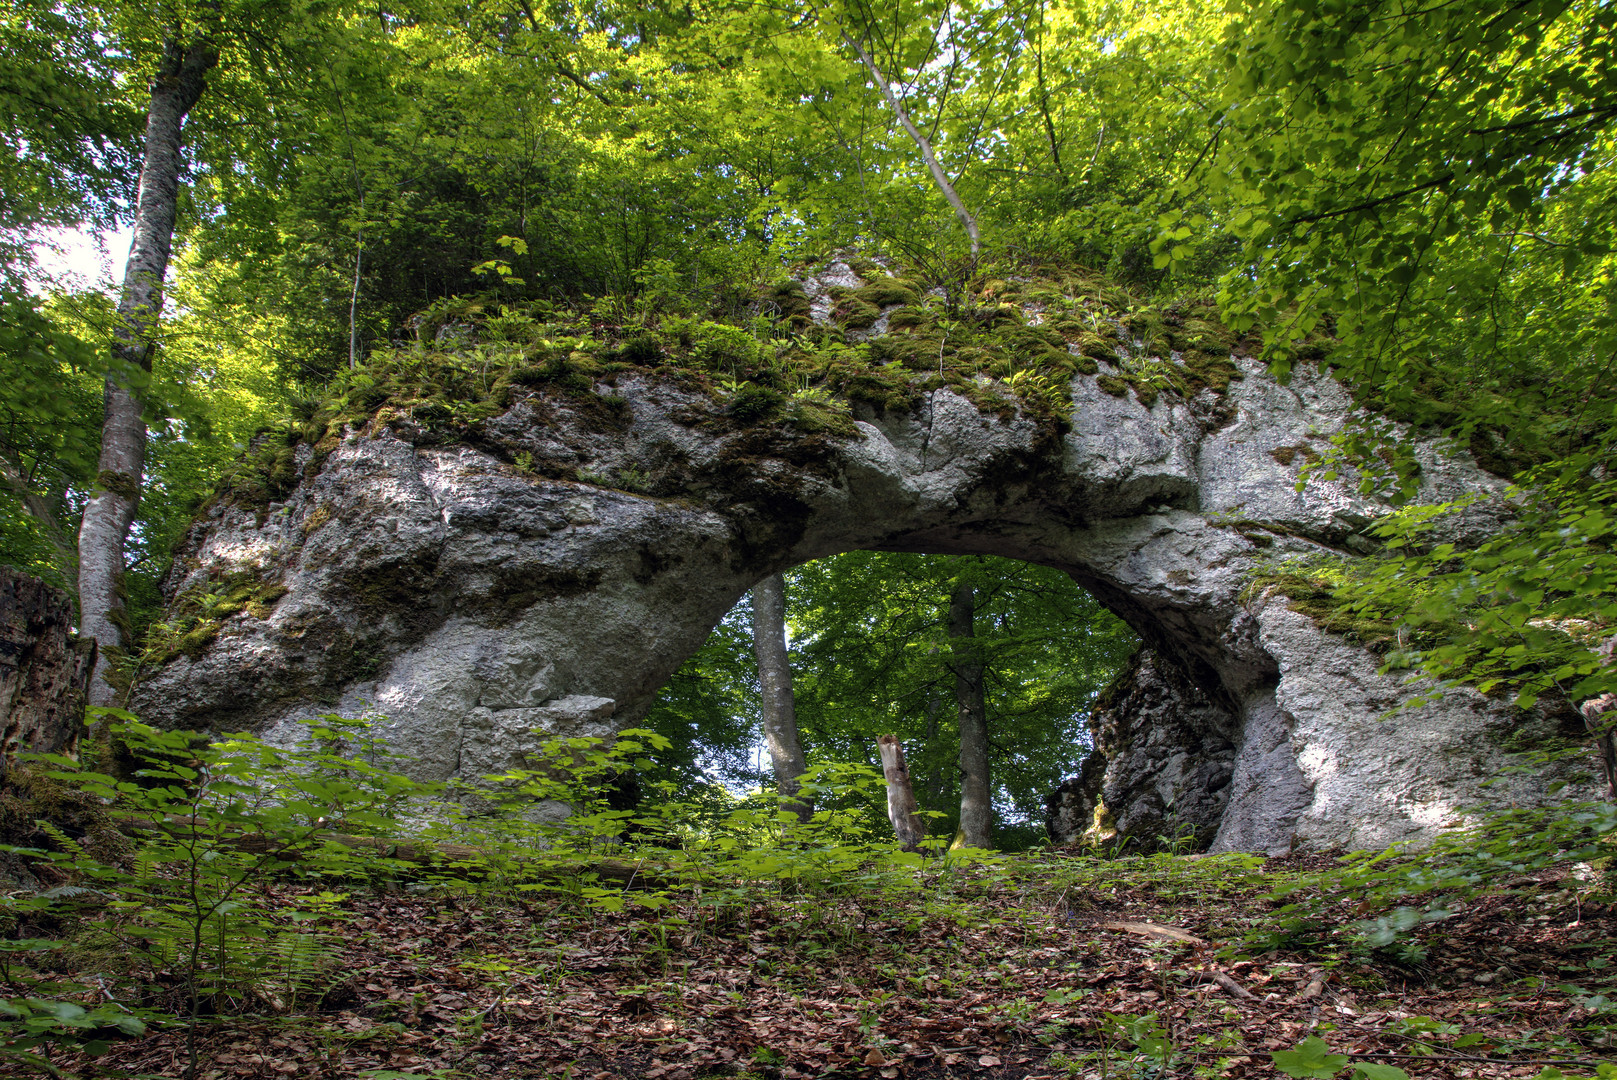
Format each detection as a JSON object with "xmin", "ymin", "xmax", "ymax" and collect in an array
[
  {"xmin": 1271, "ymin": 1036, "xmax": 1396, "ymax": 1079},
  {"xmin": 1272, "ymin": 1036, "xmax": 1617, "ymax": 1080},
  {"xmin": 26, "ymin": 710, "xmax": 433, "ymax": 1080},
  {"xmin": 0, "ymin": 997, "xmax": 151, "ymax": 1077}
]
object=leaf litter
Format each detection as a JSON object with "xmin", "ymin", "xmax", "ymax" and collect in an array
[{"xmin": 60, "ymin": 851, "xmax": 1616, "ymax": 1079}]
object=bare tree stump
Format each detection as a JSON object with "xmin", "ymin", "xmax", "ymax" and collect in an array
[
  {"xmin": 1, "ymin": 567, "xmax": 95, "ymax": 783},
  {"xmin": 877, "ymin": 735, "xmax": 927, "ymax": 852}
]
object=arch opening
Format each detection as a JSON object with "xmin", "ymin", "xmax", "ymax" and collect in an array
[{"xmin": 639, "ymin": 550, "xmax": 1139, "ymax": 852}]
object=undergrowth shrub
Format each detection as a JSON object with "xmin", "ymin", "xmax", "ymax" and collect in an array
[
  {"xmin": 2, "ymin": 711, "xmax": 434, "ymax": 1079},
  {"xmin": 9, "ymin": 699, "xmax": 1613, "ymax": 1079},
  {"xmin": 1258, "ymin": 799, "xmax": 1617, "ymax": 963}
]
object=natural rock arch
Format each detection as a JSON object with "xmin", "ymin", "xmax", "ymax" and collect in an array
[{"xmin": 133, "ymin": 344, "xmax": 1591, "ymax": 853}]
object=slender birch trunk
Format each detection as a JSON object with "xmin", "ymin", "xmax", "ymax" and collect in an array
[
  {"xmin": 950, "ymin": 582, "xmax": 991, "ymax": 848},
  {"xmin": 751, "ymin": 572, "xmax": 812, "ymax": 823},
  {"xmin": 840, "ymin": 30, "xmax": 981, "ymax": 256},
  {"xmin": 877, "ymin": 735, "xmax": 926, "ymax": 852},
  {"xmin": 77, "ymin": 35, "xmax": 216, "ymax": 705}
]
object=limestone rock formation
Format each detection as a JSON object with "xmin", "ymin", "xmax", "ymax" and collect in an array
[
  {"xmin": 1043, "ymin": 751, "xmax": 1107, "ymax": 847},
  {"xmin": 132, "ymin": 268, "xmax": 1600, "ymax": 852}
]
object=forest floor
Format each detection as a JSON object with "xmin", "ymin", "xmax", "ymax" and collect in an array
[{"xmin": 57, "ymin": 852, "xmax": 1617, "ymax": 1080}]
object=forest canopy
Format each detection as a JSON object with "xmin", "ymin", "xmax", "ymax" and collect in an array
[{"xmin": 1, "ymin": 0, "xmax": 1614, "ymax": 808}]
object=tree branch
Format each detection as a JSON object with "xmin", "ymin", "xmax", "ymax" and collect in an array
[{"xmin": 840, "ymin": 29, "xmax": 981, "ymax": 255}]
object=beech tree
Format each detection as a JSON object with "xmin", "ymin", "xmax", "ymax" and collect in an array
[
  {"xmin": 751, "ymin": 573, "xmax": 812, "ymax": 822},
  {"xmin": 78, "ymin": 31, "xmax": 216, "ymax": 703},
  {"xmin": 949, "ymin": 580, "xmax": 991, "ymax": 848},
  {"xmin": 789, "ymin": 552, "xmax": 1136, "ymax": 847}
]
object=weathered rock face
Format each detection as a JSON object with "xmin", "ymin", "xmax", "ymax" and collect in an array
[
  {"xmin": 1043, "ymin": 751, "xmax": 1107, "ymax": 847},
  {"xmin": 133, "ymin": 315, "xmax": 1599, "ymax": 852},
  {"xmin": 1048, "ymin": 649, "xmax": 1241, "ymax": 851}
]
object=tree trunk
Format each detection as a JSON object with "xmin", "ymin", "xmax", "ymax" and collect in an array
[
  {"xmin": 877, "ymin": 735, "xmax": 927, "ymax": 852},
  {"xmin": 76, "ymin": 36, "xmax": 217, "ymax": 705},
  {"xmin": 751, "ymin": 573, "xmax": 812, "ymax": 822},
  {"xmin": 922, "ymin": 685, "xmax": 945, "ymax": 810},
  {"xmin": 840, "ymin": 30, "xmax": 981, "ymax": 256},
  {"xmin": 0, "ymin": 567, "xmax": 95, "ymax": 785},
  {"xmin": 950, "ymin": 582, "xmax": 991, "ymax": 848}
]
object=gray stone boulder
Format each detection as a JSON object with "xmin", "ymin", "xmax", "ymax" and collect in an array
[{"xmin": 132, "ymin": 304, "xmax": 1599, "ymax": 852}]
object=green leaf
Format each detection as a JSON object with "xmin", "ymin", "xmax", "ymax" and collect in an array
[
  {"xmin": 1352, "ymin": 1064, "xmax": 1410, "ymax": 1080},
  {"xmin": 1272, "ymin": 1037, "xmax": 1351, "ymax": 1078}
]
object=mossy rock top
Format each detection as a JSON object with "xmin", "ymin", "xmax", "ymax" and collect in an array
[{"xmin": 205, "ymin": 256, "xmax": 1301, "ymax": 521}]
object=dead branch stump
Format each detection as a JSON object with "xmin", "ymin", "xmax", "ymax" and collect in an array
[{"xmin": 877, "ymin": 734, "xmax": 927, "ymax": 852}]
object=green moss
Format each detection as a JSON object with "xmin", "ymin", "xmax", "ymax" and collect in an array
[
  {"xmin": 210, "ymin": 428, "xmax": 303, "ymax": 511},
  {"xmin": 886, "ymin": 305, "xmax": 933, "ymax": 331},
  {"xmin": 1096, "ymin": 374, "xmax": 1129, "ymax": 398},
  {"xmin": 0, "ymin": 766, "xmax": 132, "ymax": 870},
  {"xmin": 855, "ymin": 279, "xmax": 921, "ymax": 308},
  {"xmin": 992, "ymin": 323, "xmax": 1067, "ymax": 353},
  {"xmin": 1176, "ymin": 350, "xmax": 1242, "ymax": 396},
  {"xmin": 845, "ymin": 256, "xmax": 886, "ymax": 281},
  {"xmin": 784, "ymin": 396, "xmax": 857, "ymax": 437},
  {"xmin": 1245, "ymin": 569, "xmax": 1401, "ymax": 651},
  {"xmin": 1164, "ymin": 316, "xmax": 1238, "ymax": 355},
  {"xmin": 764, "ymin": 282, "xmax": 813, "ymax": 324},
  {"xmin": 1269, "ymin": 445, "xmax": 1322, "ymax": 467},
  {"xmin": 95, "ymin": 470, "xmax": 141, "ymax": 500},
  {"xmin": 820, "ymin": 357, "xmax": 917, "ymax": 413},
  {"xmin": 614, "ymin": 334, "xmax": 664, "ymax": 365},
  {"xmin": 187, "ymin": 261, "xmax": 1258, "ymax": 535},
  {"xmin": 979, "ymin": 303, "xmax": 1024, "ymax": 327},
  {"xmin": 868, "ymin": 332, "xmax": 951, "ymax": 372},
  {"xmin": 136, "ymin": 571, "xmax": 289, "ymax": 668},
  {"xmin": 832, "ymin": 296, "xmax": 882, "ymax": 329},
  {"xmin": 727, "ymin": 384, "xmax": 785, "ymax": 422},
  {"xmin": 1074, "ymin": 333, "xmax": 1120, "ymax": 364}
]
